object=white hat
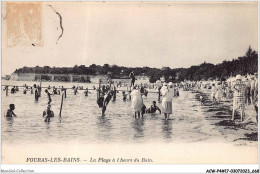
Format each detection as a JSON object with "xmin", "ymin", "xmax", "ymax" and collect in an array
[
  {"xmin": 163, "ymin": 82, "xmax": 167, "ymax": 86},
  {"xmin": 168, "ymin": 82, "xmax": 173, "ymax": 86},
  {"xmin": 236, "ymin": 74, "xmax": 242, "ymax": 80}
]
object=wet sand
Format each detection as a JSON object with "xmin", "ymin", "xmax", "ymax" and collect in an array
[{"xmin": 193, "ymin": 89, "xmax": 258, "ymax": 146}]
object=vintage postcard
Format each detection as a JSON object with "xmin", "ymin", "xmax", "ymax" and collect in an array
[{"xmin": 1, "ymin": 1, "xmax": 258, "ymax": 170}]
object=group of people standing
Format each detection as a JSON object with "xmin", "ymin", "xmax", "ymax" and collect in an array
[
  {"xmin": 208, "ymin": 73, "xmax": 258, "ymax": 122},
  {"xmin": 131, "ymin": 82, "xmax": 176, "ymax": 121},
  {"xmin": 231, "ymin": 74, "xmax": 258, "ymax": 122}
]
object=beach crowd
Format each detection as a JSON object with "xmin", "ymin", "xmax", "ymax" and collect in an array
[{"xmin": 3, "ymin": 71, "xmax": 258, "ymax": 124}]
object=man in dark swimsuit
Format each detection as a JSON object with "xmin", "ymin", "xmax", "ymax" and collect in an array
[
  {"xmin": 35, "ymin": 88, "xmax": 40, "ymax": 101},
  {"xmin": 146, "ymin": 101, "xmax": 161, "ymax": 114},
  {"xmin": 45, "ymin": 89, "xmax": 52, "ymax": 104},
  {"xmin": 129, "ymin": 71, "xmax": 136, "ymax": 88},
  {"xmin": 97, "ymin": 90, "xmax": 114, "ymax": 116}
]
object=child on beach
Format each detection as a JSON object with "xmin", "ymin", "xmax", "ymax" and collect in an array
[
  {"xmin": 5, "ymin": 104, "xmax": 17, "ymax": 118},
  {"xmin": 146, "ymin": 101, "xmax": 161, "ymax": 114}
]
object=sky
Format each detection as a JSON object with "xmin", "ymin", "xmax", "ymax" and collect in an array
[{"xmin": 2, "ymin": 2, "xmax": 258, "ymax": 76}]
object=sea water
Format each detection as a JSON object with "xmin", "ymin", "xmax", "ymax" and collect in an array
[{"xmin": 2, "ymin": 80, "xmax": 226, "ymax": 144}]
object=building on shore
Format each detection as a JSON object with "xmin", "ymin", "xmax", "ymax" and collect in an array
[{"xmin": 10, "ymin": 73, "xmax": 91, "ymax": 83}]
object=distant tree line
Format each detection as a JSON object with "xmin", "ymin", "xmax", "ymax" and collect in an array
[{"xmin": 14, "ymin": 46, "xmax": 258, "ymax": 83}]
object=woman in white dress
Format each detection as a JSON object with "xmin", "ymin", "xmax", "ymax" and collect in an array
[
  {"xmin": 131, "ymin": 87, "xmax": 143, "ymax": 118},
  {"xmin": 161, "ymin": 82, "xmax": 174, "ymax": 121},
  {"xmin": 215, "ymin": 83, "xmax": 223, "ymax": 102},
  {"xmin": 211, "ymin": 84, "xmax": 217, "ymax": 102}
]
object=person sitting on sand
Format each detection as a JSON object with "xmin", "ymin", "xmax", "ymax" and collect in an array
[
  {"xmin": 146, "ymin": 101, "xmax": 161, "ymax": 114},
  {"xmin": 43, "ymin": 104, "xmax": 54, "ymax": 122},
  {"xmin": 45, "ymin": 89, "xmax": 52, "ymax": 104},
  {"xmin": 231, "ymin": 74, "xmax": 246, "ymax": 121},
  {"xmin": 5, "ymin": 104, "xmax": 17, "ymax": 118}
]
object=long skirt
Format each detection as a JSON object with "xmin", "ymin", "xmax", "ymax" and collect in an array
[
  {"xmin": 161, "ymin": 101, "xmax": 172, "ymax": 114},
  {"xmin": 132, "ymin": 97, "xmax": 143, "ymax": 112}
]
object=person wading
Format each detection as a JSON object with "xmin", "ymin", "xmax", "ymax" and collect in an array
[{"xmin": 161, "ymin": 82, "xmax": 174, "ymax": 121}]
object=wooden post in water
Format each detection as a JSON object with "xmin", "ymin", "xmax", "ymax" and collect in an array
[
  {"xmin": 128, "ymin": 85, "xmax": 131, "ymax": 100},
  {"xmin": 64, "ymin": 89, "xmax": 67, "ymax": 98},
  {"xmin": 6, "ymin": 86, "xmax": 8, "ymax": 96},
  {"xmin": 98, "ymin": 79, "xmax": 101, "ymax": 100},
  {"xmin": 158, "ymin": 88, "xmax": 161, "ymax": 102},
  {"xmin": 59, "ymin": 94, "xmax": 64, "ymax": 117},
  {"xmin": 39, "ymin": 75, "xmax": 42, "ymax": 97}
]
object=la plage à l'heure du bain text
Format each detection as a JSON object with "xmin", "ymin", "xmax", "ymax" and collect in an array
[{"xmin": 89, "ymin": 157, "xmax": 153, "ymax": 163}]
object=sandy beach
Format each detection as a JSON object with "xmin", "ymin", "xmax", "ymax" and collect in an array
[{"xmin": 193, "ymin": 89, "xmax": 258, "ymax": 146}]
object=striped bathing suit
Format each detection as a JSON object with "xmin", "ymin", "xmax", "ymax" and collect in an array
[{"xmin": 232, "ymin": 81, "xmax": 246, "ymax": 111}]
